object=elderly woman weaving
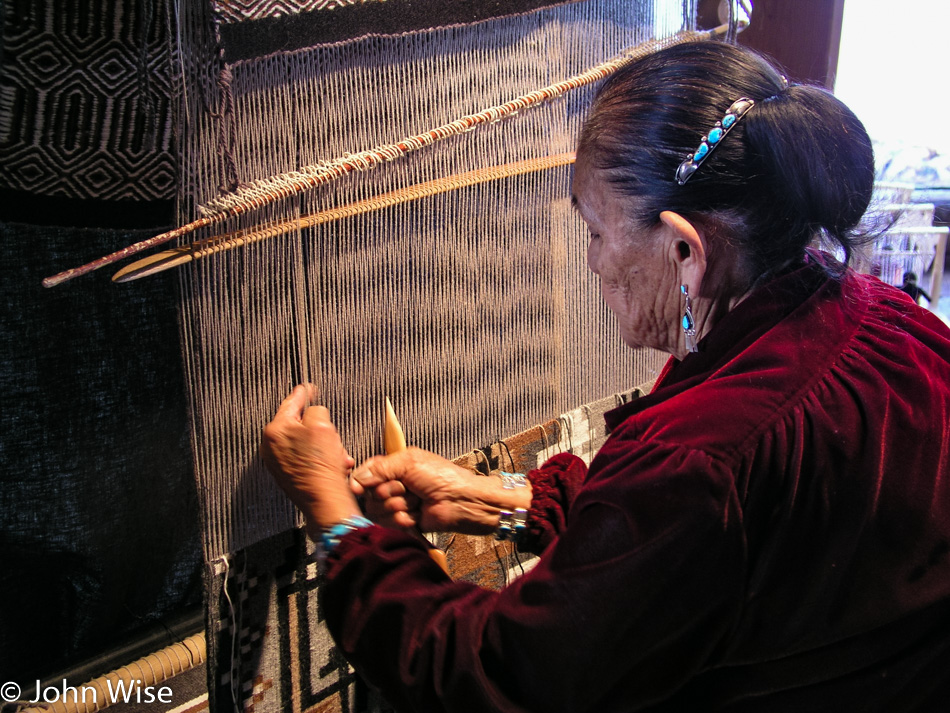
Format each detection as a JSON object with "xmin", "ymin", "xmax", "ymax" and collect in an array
[{"xmin": 260, "ymin": 42, "xmax": 950, "ymax": 711}]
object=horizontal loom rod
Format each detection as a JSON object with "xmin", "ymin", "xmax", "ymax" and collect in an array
[
  {"xmin": 111, "ymin": 153, "xmax": 576, "ymax": 283},
  {"xmin": 43, "ymin": 23, "xmax": 740, "ymax": 289}
]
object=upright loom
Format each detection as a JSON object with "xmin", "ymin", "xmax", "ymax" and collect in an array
[{"xmin": 44, "ymin": 1, "xmax": 703, "ymax": 710}]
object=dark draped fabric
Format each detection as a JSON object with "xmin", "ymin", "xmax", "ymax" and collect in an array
[{"xmin": 0, "ymin": 220, "xmax": 201, "ymax": 681}]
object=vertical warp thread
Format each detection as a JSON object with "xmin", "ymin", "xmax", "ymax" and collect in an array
[{"xmin": 179, "ymin": 0, "xmax": 677, "ymax": 561}]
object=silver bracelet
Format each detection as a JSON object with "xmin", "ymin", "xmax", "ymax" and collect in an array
[
  {"xmin": 495, "ymin": 507, "xmax": 528, "ymax": 542},
  {"xmin": 500, "ymin": 471, "xmax": 528, "ymax": 490},
  {"xmin": 496, "ymin": 472, "xmax": 528, "ymax": 540}
]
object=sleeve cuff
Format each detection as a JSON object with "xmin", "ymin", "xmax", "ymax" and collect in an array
[{"xmin": 520, "ymin": 452, "xmax": 587, "ymax": 554}]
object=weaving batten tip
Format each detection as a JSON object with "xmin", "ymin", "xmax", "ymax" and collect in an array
[
  {"xmin": 41, "ymin": 216, "xmax": 216, "ymax": 288},
  {"xmin": 112, "ymin": 247, "xmax": 194, "ymax": 283},
  {"xmin": 382, "ymin": 398, "xmax": 449, "ymax": 574},
  {"xmin": 383, "ymin": 397, "xmax": 407, "ymax": 455}
]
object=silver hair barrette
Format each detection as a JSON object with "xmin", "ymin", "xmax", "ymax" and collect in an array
[{"xmin": 675, "ymin": 97, "xmax": 755, "ymax": 186}]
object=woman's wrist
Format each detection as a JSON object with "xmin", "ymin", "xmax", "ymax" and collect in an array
[
  {"xmin": 317, "ymin": 514, "xmax": 374, "ymax": 553},
  {"xmin": 300, "ymin": 484, "xmax": 365, "ymax": 537}
]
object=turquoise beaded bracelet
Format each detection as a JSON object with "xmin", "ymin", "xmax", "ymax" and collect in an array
[{"xmin": 320, "ymin": 515, "xmax": 373, "ymax": 553}]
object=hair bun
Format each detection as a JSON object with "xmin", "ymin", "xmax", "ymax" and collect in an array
[{"xmin": 743, "ymin": 84, "xmax": 874, "ymax": 256}]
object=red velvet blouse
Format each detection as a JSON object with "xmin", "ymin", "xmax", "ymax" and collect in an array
[{"xmin": 323, "ymin": 255, "xmax": 950, "ymax": 712}]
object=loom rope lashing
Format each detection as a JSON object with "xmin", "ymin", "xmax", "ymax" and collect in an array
[{"xmin": 42, "ymin": 27, "xmax": 729, "ymax": 288}]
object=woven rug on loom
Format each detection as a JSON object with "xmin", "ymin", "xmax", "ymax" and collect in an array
[{"xmin": 439, "ymin": 385, "xmax": 653, "ymax": 586}]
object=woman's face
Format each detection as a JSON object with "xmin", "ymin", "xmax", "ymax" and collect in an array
[{"xmin": 572, "ymin": 158, "xmax": 679, "ymax": 352}]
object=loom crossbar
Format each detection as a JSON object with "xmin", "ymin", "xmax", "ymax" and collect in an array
[
  {"xmin": 41, "ymin": 26, "xmax": 733, "ymax": 289},
  {"xmin": 112, "ymin": 153, "xmax": 576, "ymax": 283}
]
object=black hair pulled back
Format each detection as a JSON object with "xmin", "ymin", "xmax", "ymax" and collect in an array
[{"xmin": 578, "ymin": 41, "xmax": 875, "ymax": 278}]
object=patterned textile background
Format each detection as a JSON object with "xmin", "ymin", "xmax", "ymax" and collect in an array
[
  {"xmin": 206, "ymin": 530, "xmax": 386, "ymax": 713},
  {"xmin": 0, "ymin": 0, "xmax": 201, "ymax": 691},
  {"xmin": 0, "ymin": 0, "xmax": 176, "ymax": 227}
]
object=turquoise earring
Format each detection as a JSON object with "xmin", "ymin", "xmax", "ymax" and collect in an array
[{"xmin": 681, "ymin": 285, "xmax": 698, "ymax": 353}]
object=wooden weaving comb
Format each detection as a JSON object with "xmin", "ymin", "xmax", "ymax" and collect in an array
[{"xmin": 384, "ymin": 397, "xmax": 450, "ymax": 575}]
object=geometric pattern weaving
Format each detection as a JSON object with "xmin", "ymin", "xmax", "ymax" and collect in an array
[
  {"xmin": 0, "ymin": 0, "xmax": 175, "ymax": 203},
  {"xmin": 206, "ymin": 530, "xmax": 371, "ymax": 713},
  {"xmin": 213, "ymin": 0, "xmax": 386, "ymax": 23}
]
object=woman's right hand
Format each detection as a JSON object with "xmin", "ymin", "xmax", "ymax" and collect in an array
[{"xmin": 350, "ymin": 447, "xmax": 531, "ymax": 536}]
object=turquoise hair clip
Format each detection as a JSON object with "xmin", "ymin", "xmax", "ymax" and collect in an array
[{"xmin": 675, "ymin": 97, "xmax": 755, "ymax": 185}]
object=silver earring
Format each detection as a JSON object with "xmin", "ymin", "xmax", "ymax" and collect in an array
[{"xmin": 681, "ymin": 285, "xmax": 698, "ymax": 353}]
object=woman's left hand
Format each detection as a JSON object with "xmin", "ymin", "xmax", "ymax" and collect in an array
[
  {"xmin": 351, "ymin": 448, "xmax": 532, "ymax": 536},
  {"xmin": 260, "ymin": 384, "xmax": 361, "ymax": 533}
]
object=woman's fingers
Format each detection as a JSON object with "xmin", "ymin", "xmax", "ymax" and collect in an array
[
  {"xmin": 302, "ymin": 404, "xmax": 332, "ymax": 427},
  {"xmin": 260, "ymin": 384, "xmax": 364, "ymax": 530},
  {"xmin": 351, "ymin": 455, "xmax": 396, "ymax": 489},
  {"xmin": 361, "ymin": 483, "xmax": 409, "ymax": 511},
  {"xmin": 352, "ymin": 476, "xmax": 405, "ymax": 499},
  {"xmin": 361, "ymin": 495, "xmax": 418, "ymax": 530},
  {"xmin": 352, "ymin": 448, "xmax": 443, "ymax": 490},
  {"xmin": 383, "ymin": 495, "xmax": 410, "ymax": 514},
  {"xmin": 377, "ymin": 480, "xmax": 406, "ymax": 499},
  {"xmin": 392, "ymin": 511, "xmax": 417, "ymax": 529},
  {"xmin": 273, "ymin": 383, "xmax": 318, "ymax": 421},
  {"xmin": 358, "ymin": 478, "xmax": 421, "ymax": 530},
  {"xmin": 272, "ymin": 384, "xmax": 307, "ymax": 421}
]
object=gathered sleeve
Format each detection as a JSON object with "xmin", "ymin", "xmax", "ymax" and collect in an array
[
  {"xmin": 520, "ymin": 452, "xmax": 587, "ymax": 554},
  {"xmin": 321, "ymin": 440, "xmax": 747, "ymax": 713}
]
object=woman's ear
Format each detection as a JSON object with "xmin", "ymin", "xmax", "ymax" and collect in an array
[{"xmin": 660, "ymin": 211, "xmax": 707, "ymax": 293}]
